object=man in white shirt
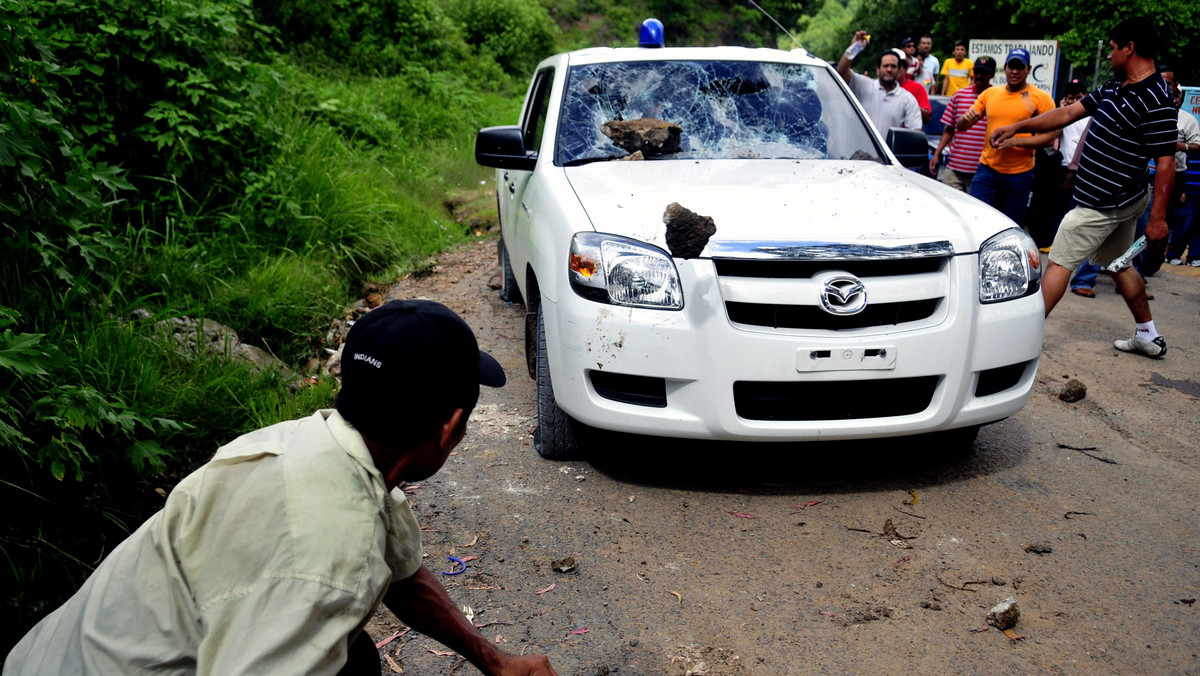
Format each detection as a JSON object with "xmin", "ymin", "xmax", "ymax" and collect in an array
[
  {"xmin": 918, "ymin": 34, "xmax": 940, "ymax": 94},
  {"xmin": 837, "ymin": 31, "xmax": 922, "ymax": 132},
  {"xmin": 5, "ymin": 300, "xmax": 559, "ymax": 676}
]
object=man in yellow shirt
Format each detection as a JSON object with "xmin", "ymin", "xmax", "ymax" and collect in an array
[
  {"xmin": 957, "ymin": 47, "xmax": 1058, "ymax": 225},
  {"xmin": 940, "ymin": 41, "xmax": 973, "ymax": 96}
]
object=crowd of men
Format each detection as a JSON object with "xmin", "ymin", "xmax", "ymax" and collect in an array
[{"xmin": 841, "ymin": 18, "xmax": 1195, "ymax": 360}]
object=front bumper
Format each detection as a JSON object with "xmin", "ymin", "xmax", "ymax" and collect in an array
[{"xmin": 541, "ymin": 254, "xmax": 1043, "ymax": 441}]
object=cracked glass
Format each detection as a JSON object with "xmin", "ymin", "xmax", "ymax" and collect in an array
[{"xmin": 556, "ymin": 60, "xmax": 882, "ymax": 165}]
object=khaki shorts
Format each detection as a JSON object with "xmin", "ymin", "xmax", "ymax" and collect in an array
[
  {"xmin": 938, "ymin": 167, "xmax": 974, "ymax": 193},
  {"xmin": 1048, "ymin": 188, "xmax": 1150, "ymax": 271}
]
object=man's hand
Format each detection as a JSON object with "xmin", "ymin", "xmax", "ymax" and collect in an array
[
  {"xmin": 956, "ymin": 107, "xmax": 981, "ymax": 131},
  {"xmin": 991, "ymin": 123, "xmax": 1019, "ymax": 147},
  {"xmin": 1062, "ymin": 170, "xmax": 1075, "ymax": 195},
  {"xmin": 493, "ymin": 653, "xmax": 560, "ymax": 676},
  {"xmin": 1146, "ymin": 216, "xmax": 1169, "ymax": 242},
  {"xmin": 928, "ymin": 156, "xmax": 938, "ymax": 175}
]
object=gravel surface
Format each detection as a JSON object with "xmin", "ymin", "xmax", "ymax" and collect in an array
[{"xmin": 366, "ymin": 238, "xmax": 1200, "ymax": 675}]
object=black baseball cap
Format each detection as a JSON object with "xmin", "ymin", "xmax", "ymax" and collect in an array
[
  {"xmin": 901, "ymin": 37, "xmax": 915, "ymax": 46},
  {"xmin": 974, "ymin": 56, "xmax": 997, "ymax": 74},
  {"xmin": 337, "ymin": 299, "xmax": 504, "ymax": 442}
]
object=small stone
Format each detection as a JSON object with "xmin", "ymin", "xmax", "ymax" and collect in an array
[
  {"xmin": 629, "ymin": 639, "xmax": 639, "ymax": 647},
  {"xmin": 552, "ymin": 556, "xmax": 577, "ymax": 573},
  {"xmin": 987, "ymin": 597, "xmax": 1020, "ymax": 630},
  {"xmin": 1059, "ymin": 379, "xmax": 1087, "ymax": 402},
  {"xmin": 1025, "ymin": 541, "xmax": 1053, "ymax": 554},
  {"xmin": 815, "ymin": 582, "xmax": 823, "ymax": 588},
  {"xmin": 992, "ymin": 576, "xmax": 1006, "ymax": 586}
]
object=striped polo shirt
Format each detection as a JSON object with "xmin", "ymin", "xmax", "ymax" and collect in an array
[
  {"xmin": 939, "ymin": 86, "xmax": 987, "ymax": 172},
  {"xmin": 1074, "ymin": 74, "xmax": 1177, "ymax": 210}
]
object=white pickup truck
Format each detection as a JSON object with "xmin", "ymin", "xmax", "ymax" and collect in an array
[{"xmin": 476, "ymin": 43, "xmax": 1044, "ymax": 459}]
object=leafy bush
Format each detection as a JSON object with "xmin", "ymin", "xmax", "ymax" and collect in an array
[
  {"xmin": 450, "ymin": 0, "xmax": 560, "ymax": 75},
  {"xmin": 255, "ymin": 0, "xmax": 476, "ymax": 77}
]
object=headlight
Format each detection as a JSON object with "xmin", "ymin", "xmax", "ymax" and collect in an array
[
  {"xmin": 978, "ymin": 228, "xmax": 1041, "ymax": 303},
  {"xmin": 569, "ymin": 232, "xmax": 684, "ymax": 310}
]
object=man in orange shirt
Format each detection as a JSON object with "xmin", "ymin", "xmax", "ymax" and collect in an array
[{"xmin": 956, "ymin": 48, "xmax": 1058, "ymax": 226}]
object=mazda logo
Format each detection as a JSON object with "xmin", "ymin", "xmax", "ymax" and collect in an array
[{"xmin": 818, "ymin": 274, "xmax": 867, "ymax": 315}]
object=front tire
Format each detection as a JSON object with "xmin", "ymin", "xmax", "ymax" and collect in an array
[{"xmin": 534, "ymin": 305, "xmax": 578, "ymax": 459}]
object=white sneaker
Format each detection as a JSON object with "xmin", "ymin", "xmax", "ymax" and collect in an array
[
  {"xmin": 1167, "ymin": 258, "xmax": 1184, "ymax": 265},
  {"xmin": 1189, "ymin": 260, "xmax": 1200, "ymax": 268},
  {"xmin": 1113, "ymin": 334, "xmax": 1167, "ymax": 359}
]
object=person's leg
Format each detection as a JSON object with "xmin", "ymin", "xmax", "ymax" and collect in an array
[
  {"xmin": 1170, "ymin": 197, "xmax": 1198, "ymax": 261},
  {"xmin": 1002, "ymin": 169, "xmax": 1036, "ymax": 230},
  {"xmin": 1043, "ymin": 260, "xmax": 1073, "ymax": 316},
  {"xmin": 1113, "ymin": 265, "xmax": 1152, "ymax": 323},
  {"xmin": 1132, "ymin": 187, "xmax": 1153, "ymax": 275},
  {"xmin": 969, "ymin": 164, "xmax": 998, "ymax": 206}
]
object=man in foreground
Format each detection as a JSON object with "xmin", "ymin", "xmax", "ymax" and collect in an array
[
  {"xmin": 991, "ymin": 17, "xmax": 1176, "ymax": 358},
  {"xmin": 4, "ymin": 300, "xmax": 560, "ymax": 675},
  {"xmin": 838, "ymin": 31, "xmax": 922, "ymax": 132}
]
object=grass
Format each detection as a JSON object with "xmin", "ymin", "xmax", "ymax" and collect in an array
[{"xmin": 1, "ymin": 54, "xmax": 525, "ymax": 646}]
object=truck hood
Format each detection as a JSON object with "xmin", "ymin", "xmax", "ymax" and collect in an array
[{"xmin": 563, "ymin": 160, "xmax": 1005, "ymax": 256}]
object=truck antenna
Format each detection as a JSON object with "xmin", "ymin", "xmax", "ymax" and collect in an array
[{"xmin": 745, "ymin": 0, "xmax": 803, "ymax": 50}]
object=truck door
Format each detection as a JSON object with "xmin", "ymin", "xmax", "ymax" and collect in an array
[{"xmin": 505, "ymin": 68, "xmax": 554, "ymax": 282}]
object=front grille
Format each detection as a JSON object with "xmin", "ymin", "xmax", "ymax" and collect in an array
[
  {"xmin": 726, "ymin": 299, "xmax": 939, "ymax": 330},
  {"xmin": 714, "ymin": 254, "xmax": 950, "ymax": 332},
  {"xmin": 734, "ymin": 376, "xmax": 939, "ymax": 421},
  {"xmin": 714, "ymin": 257, "xmax": 942, "ymax": 279}
]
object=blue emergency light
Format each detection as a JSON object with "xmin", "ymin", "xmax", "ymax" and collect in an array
[{"xmin": 639, "ymin": 18, "xmax": 664, "ymax": 47}]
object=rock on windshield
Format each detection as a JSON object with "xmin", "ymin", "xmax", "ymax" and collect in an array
[{"xmin": 556, "ymin": 60, "xmax": 878, "ymax": 165}]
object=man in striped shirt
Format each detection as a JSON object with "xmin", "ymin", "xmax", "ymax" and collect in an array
[
  {"xmin": 930, "ymin": 56, "xmax": 996, "ymax": 192},
  {"xmin": 991, "ymin": 17, "xmax": 1176, "ymax": 358}
]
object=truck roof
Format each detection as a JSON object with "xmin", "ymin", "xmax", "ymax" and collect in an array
[{"xmin": 541, "ymin": 45, "xmax": 827, "ymax": 70}]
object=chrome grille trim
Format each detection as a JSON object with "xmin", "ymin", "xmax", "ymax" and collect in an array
[{"xmin": 707, "ymin": 239, "xmax": 955, "ymax": 260}]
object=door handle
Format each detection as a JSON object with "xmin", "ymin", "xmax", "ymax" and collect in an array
[
  {"xmin": 508, "ymin": 182, "xmax": 516, "ymax": 194},
  {"xmin": 503, "ymin": 171, "xmax": 510, "ymax": 181}
]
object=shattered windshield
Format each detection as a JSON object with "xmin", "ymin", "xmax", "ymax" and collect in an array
[{"xmin": 556, "ymin": 60, "xmax": 882, "ymax": 165}]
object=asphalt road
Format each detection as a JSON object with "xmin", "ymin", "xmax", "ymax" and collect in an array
[{"xmin": 366, "ymin": 240, "xmax": 1199, "ymax": 675}]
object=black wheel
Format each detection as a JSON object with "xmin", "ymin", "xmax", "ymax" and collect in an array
[
  {"xmin": 534, "ymin": 305, "xmax": 578, "ymax": 459},
  {"xmin": 498, "ymin": 239, "xmax": 522, "ymax": 303}
]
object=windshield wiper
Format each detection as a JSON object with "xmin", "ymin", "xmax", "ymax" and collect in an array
[{"xmin": 561, "ymin": 154, "xmax": 626, "ymax": 167}]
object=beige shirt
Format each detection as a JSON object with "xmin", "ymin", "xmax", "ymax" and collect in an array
[{"xmin": 5, "ymin": 410, "xmax": 423, "ymax": 675}]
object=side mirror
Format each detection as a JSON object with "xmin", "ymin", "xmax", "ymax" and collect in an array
[
  {"xmin": 885, "ymin": 127, "xmax": 929, "ymax": 169},
  {"xmin": 476, "ymin": 126, "xmax": 537, "ymax": 171}
]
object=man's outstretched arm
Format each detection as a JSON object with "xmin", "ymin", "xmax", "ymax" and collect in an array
[
  {"xmin": 991, "ymin": 101, "xmax": 1087, "ymax": 146},
  {"xmin": 384, "ymin": 566, "xmax": 559, "ymax": 676}
]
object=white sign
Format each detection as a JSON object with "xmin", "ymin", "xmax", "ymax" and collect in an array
[
  {"xmin": 969, "ymin": 39, "xmax": 1061, "ymax": 99},
  {"xmin": 1182, "ymin": 86, "xmax": 1200, "ymax": 127}
]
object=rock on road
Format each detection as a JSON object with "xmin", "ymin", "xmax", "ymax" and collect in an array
[{"xmin": 366, "ymin": 239, "xmax": 1200, "ymax": 675}]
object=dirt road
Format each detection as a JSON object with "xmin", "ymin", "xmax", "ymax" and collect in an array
[{"xmin": 366, "ymin": 239, "xmax": 1199, "ymax": 675}]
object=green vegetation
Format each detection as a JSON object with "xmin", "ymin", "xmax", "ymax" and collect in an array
[
  {"xmin": 3, "ymin": 0, "xmax": 1195, "ymax": 651},
  {"xmin": 1, "ymin": 0, "xmax": 529, "ymax": 644}
]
